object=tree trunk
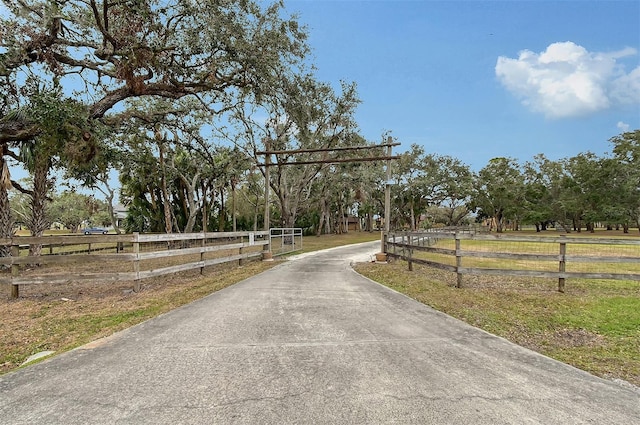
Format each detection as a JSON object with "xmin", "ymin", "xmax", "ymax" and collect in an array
[
  {"xmin": 218, "ymin": 187, "xmax": 226, "ymax": 231},
  {"xmin": 317, "ymin": 197, "xmax": 327, "ymax": 236},
  {"xmin": 253, "ymin": 191, "xmax": 259, "ymax": 232},
  {"xmin": 28, "ymin": 160, "xmax": 52, "ymax": 259},
  {"xmin": 278, "ymin": 192, "xmax": 296, "ymax": 228},
  {"xmin": 181, "ymin": 175, "xmax": 200, "ymax": 234},
  {"xmin": 325, "ymin": 211, "xmax": 331, "ymax": 234},
  {"xmin": 183, "ymin": 194, "xmax": 198, "ymax": 233},
  {"xmin": 158, "ymin": 143, "xmax": 173, "ymax": 234},
  {"xmin": 494, "ymin": 211, "xmax": 504, "ymax": 233},
  {"xmin": 232, "ymin": 182, "xmax": 237, "ymax": 232},
  {"xmin": 0, "ymin": 158, "xmax": 12, "ymax": 262},
  {"xmin": 105, "ymin": 187, "xmax": 121, "ymax": 235},
  {"xmin": 410, "ymin": 199, "xmax": 416, "ymax": 231},
  {"xmin": 201, "ymin": 186, "xmax": 208, "ymax": 232}
]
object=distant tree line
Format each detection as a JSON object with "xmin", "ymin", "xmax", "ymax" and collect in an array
[
  {"xmin": 388, "ymin": 130, "xmax": 640, "ymax": 234},
  {"xmin": 473, "ymin": 130, "xmax": 640, "ymax": 233}
]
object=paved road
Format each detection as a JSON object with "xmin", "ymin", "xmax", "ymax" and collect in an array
[{"xmin": 1, "ymin": 241, "xmax": 639, "ymax": 424}]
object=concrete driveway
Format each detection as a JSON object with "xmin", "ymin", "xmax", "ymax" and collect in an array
[{"xmin": 1, "ymin": 241, "xmax": 638, "ymax": 424}]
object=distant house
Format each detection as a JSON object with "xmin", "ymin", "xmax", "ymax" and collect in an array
[{"xmin": 114, "ymin": 204, "xmax": 128, "ymax": 228}]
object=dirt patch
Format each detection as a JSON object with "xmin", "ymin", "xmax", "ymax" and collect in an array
[{"xmin": 551, "ymin": 328, "xmax": 606, "ymax": 349}]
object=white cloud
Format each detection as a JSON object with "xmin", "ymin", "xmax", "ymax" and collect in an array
[
  {"xmin": 610, "ymin": 66, "xmax": 640, "ymax": 105},
  {"xmin": 617, "ymin": 121, "xmax": 630, "ymax": 132},
  {"xmin": 496, "ymin": 41, "xmax": 640, "ymax": 119}
]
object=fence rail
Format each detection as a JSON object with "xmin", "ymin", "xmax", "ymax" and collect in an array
[
  {"xmin": 1, "ymin": 231, "xmax": 270, "ymax": 298},
  {"xmin": 385, "ymin": 231, "xmax": 640, "ymax": 292}
]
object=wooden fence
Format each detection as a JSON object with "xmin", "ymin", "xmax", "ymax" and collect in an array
[
  {"xmin": 1, "ymin": 231, "xmax": 270, "ymax": 298},
  {"xmin": 384, "ymin": 231, "xmax": 640, "ymax": 292}
]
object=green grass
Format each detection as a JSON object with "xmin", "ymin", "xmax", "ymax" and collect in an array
[{"xmin": 553, "ymin": 296, "xmax": 640, "ymax": 336}]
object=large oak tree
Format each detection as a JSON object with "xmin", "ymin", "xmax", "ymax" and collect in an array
[{"xmin": 0, "ymin": 0, "xmax": 308, "ymax": 253}]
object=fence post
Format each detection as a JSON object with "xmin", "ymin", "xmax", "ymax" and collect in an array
[
  {"xmin": 407, "ymin": 234, "xmax": 413, "ymax": 271},
  {"xmin": 262, "ymin": 230, "xmax": 273, "ymax": 261},
  {"xmin": 384, "ymin": 232, "xmax": 388, "ymax": 254},
  {"xmin": 133, "ymin": 232, "xmax": 140, "ymax": 292},
  {"xmin": 392, "ymin": 232, "xmax": 397, "ymax": 257},
  {"xmin": 401, "ymin": 233, "xmax": 406, "ymax": 259},
  {"xmin": 239, "ymin": 234, "xmax": 244, "ymax": 266},
  {"xmin": 558, "ymin": 237, "xmax": 566, "ymax": 293},
  {"xmin": 455, "ymin": 232, "xmax": 463, "ymax": 288},
  {"xmin": 10, "ymin": 243, "xmax": 19, "ymax": 298},
  {"xmin": 200, "ymin": 232, "xmax": 206, "ymax": 274}
]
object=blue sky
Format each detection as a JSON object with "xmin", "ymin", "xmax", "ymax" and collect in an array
[{"xmin": 283, "ymin": 0, "xmax": 640, "ymax": 169}]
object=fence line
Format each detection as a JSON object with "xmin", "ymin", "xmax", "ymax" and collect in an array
[
  {"xmin": 384, "ymin": 231, "xmax": 640, "ymax": 292},
  {"xmin": 1, "ymin": 231, "xmax": 270, "ymax": 298}
]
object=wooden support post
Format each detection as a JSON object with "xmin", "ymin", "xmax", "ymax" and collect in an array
[
  {"xmin": 558, "ymin": 238, "xmax": 566, "ymax": 293},
  {"xmin": 455, "ymin": 233, "xmax": 463, "ymax": 288},
  {"xmin": 384, "ymin": 137, "xmax": 392, "ymax": 235},
  {"xmin": 10, "ymin": 244, "xmax": 19, "ymax": 299},
  {"xmin": 133, "ymin": 232, "xmax": 141, "ymax": 292},
  {"xmin": 264, "ymin": 139, "xmax": 271, "ymax": 231},
  {"xmin": 407, "ymin": 235, "xmax": 413, "ymax": 272},
  {"xmin": 384, "ymin": 232, "xmax": 388, "ymax": 254},
  {"xmin": 239, "ymin": 235, "xmax": 244, "ymax": 266},
  {"xmin": 392, "ymin": 233, "xmax": 397, "ymax": 257},
  {"xmin": 200, "ymin": 233, "xmax": 206, "ymax": 275},
  {"xmin": 262, "ymin": 232, "xmax": 273, "ymax": 261}
]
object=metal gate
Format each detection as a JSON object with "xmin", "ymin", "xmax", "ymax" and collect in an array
[{"xmin": 269, "ymin": 228, "xmax": 303, "ymax": 256}]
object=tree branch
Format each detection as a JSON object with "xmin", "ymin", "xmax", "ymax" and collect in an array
[
  {"xmin": 10, "ymin": 180, "xmax": 34, "ymax": 197},
  {"xmin": 0, "ymin": 121, "xmax": 40, "ymax": 143}
]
